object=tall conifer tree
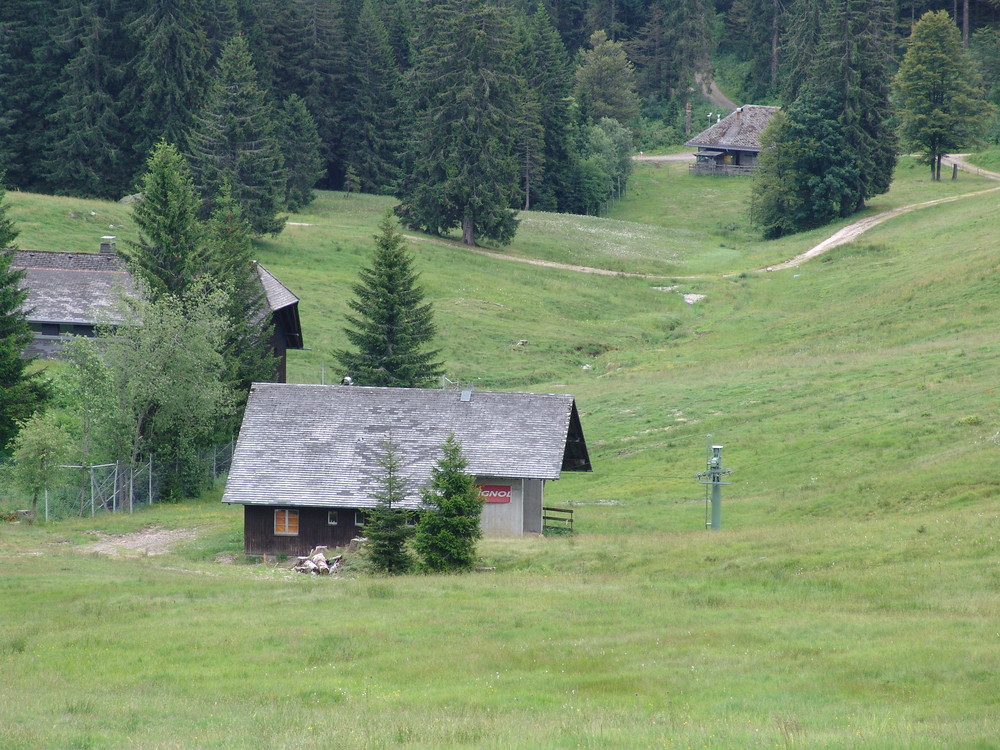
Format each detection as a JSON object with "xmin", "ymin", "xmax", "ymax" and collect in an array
[
  {"xmin": 125, "ymin": 0, "xmax": 212, "ymax": 161},
  {"xmin": 45, "ymin": 0, "xmax": 130, "ymax": 199},
  {"xmin": 188, "ymin": 35, "xmax": 286, "ymax": 236},
  {"xmin": 277, "ymin": 94, "xmax": 324, "ymax": 211},
  {"xmin": 397, "ymin": 0, "xmax": 521, "ymax": 247},
  {"xmin": 342, "ymin": 0, "xmax": 403, "ymax": 194},
  {"xmin": 1, "ymin": 181, "xmax": 43, "ymax": 452},
  {"xmin": 334, "ymin": 212, "xmax": 442, "ymax": 387},
  {"xmin": 125, "ymin": 141, "xmax": 205, "ymax": 299}
]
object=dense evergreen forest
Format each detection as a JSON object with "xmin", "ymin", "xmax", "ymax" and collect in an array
[{"xmin": 2, "ymin": 0, "xmax": 999, "ymax": 228}]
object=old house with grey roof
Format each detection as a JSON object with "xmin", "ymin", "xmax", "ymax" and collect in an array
[
  {"xmin": 222, "ymin": 383, "xmax": 592, "ymax": 556},
  {"xmin": 686, "ymin": 105, "xmax": 780, "ymax": 174},
  {"xmin": 9, "ymin": 240, "xmax": 303, "ymax": 380}
]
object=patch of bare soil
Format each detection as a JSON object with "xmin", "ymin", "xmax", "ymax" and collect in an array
[{"xmin": 84, "ymin": 526, "xmax": 198, "ymax": 557}]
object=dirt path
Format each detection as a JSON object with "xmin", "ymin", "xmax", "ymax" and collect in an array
[
  {"xmin": 84, "ymin": 526, "xmax": 198, "ymax": 556},
  {"xmin": 403, "ymin": 233, "xmax": 669, "ymax": 279},
  {"xmin": 406, "ymin": 155, "xmax": 999, "ymax": 279},
  {"xmin": 766, "ymin": 155, "xmax": 1000, "ymax": 271}
]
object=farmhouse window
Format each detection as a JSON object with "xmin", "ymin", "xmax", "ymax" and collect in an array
[
  {"xmin": 327, "ymin": 511, "xmax": 338, "ymax": 526},
  {"xmin": 274, "ymin": 509, "xmax": 299, "ymax": 536},
  {"xmin": 354, "ymin": 511, "xmax": 366, "ymax": 527}
]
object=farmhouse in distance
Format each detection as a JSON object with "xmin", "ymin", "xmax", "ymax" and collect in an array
[
  {"xmin": 686, "ymin": 105, "xmax": 780, "ymax": 174},
  {"xmin": 222, "ymin": 383, "xmax": 592, "ymax": 556},
  {"xmin": 10, "ymin": 239, "xmax": 303, "ymax": 381}
]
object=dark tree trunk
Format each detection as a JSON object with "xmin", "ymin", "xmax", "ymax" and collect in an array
[{"xmin": 462, "ymin": 215, "xmax": 476, "ymax": 246}]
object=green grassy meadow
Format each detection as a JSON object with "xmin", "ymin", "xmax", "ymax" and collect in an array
[{"xmin": 2, "ymin": 155, "xmax": 999, "ymax": 748}]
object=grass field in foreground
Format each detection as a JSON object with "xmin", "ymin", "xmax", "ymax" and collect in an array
[{"xmin": 2, "ymin": 153, "xmax": 999, "ymax": 748}]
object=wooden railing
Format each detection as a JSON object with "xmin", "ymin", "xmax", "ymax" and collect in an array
[
  {"xmin": 542, "ymin": 506, "xmax": 574, "ymax": 533},
  {"xmin": 688, "ymin": 164, "xmax": 754, "ymax": 176}
]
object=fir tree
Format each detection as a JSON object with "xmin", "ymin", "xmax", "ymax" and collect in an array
[
  {"xmin": 124, "ymin": 0, "xmax": 212, "ymax": 161},
  {"xmin": 414, "ymin": 434, "xmax": 483, "ymax": 573},
  {"xmin": 895, "ymin": 11, "xmax": 991, "ymax": 180},
  {"xmin": 203, "ymin": 181, "xmax": 276, "ymax": 403},
  {"xmin": 365, "ymin": 436, "xmax": 415, "ymax": 575},
  {"xmin": 341, "ymin": 0, "xmax": 403, "ymax": 195},
  {"xmin": 334, "ymin": 212, "xmax": 443, "ymax": 387},
  {"xmin": 749, "ymin": 92, "xmax": 860, "ymax": 238},
  {"xmin": 125, "ymin": 141, "xmax": 206, "ymax": 299},
  {"xmin": 396, "ymin": 0, "xmax": 521, "ymax": 247},
  {"xmin": 521, "ymin": 4, "xmax": 578, "ymax": 213},
  {"xmin": 277, "ymin": 94, "xmax": 324, "ymax": 211},
  {"xmin": 1, "ymin": 182, "xmax": 44, "ymax": 452},
  {"xmin": 44, "ymin": 0, "xmax": 130, "ymax": 199},
  {"xmin": 573, "ymin": 30, "xmax": 640, "ymax": 125},
  {"xmin": 188, "ymin": 34, "xmax": 286, "ymax": 236},
  {"xmin": 809, "ymin": 0, "xmax": 897, "ymax": 213},
  {"xmin": 259, "ymin": 0, "xmax": 345, "ymax": 185}
]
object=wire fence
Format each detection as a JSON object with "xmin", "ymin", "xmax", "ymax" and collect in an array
[{"xmin": 3, "ymin": 440, "xmax": 236, "ymax": 522}]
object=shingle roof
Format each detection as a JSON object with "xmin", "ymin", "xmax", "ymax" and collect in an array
[
  {"xmin": 10, "ymin": 250, "xmax": 132, "ymax": 325},
  {"xmin": 10, "ymin": 250, "xmax": 299, "ymax": 330},
  {"xmin": 222, "ymin": 383, "xmax": 592, "ymax": 509},
  {"xmin": 255, "ymin": 262, "xmax": 298, "ymax": 312},
  {"xmin": 685, "ymin": 105, "xmax": 780, "ymax": 153}
]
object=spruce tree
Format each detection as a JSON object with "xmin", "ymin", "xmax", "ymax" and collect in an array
[
  {"xmin": 341, "ymin": 0, "xmax": 403, "ymax": 195},
  {"xmin": 521, "ymin": 4, "xmax": 577, "ymax": 213},
  {"xmin": 125, "ymin": 141, "xmax": 206, "ymax": 299},
  {"xmin": 124, "ymin": 0, "xmax": 212, "ymax": 160},
  {"xmin": 44, "ymin": 0, "xmax": 131, "ymax": 199},
  {"xmin": 809, "ymin": 0, "xmax": 897, "ymax": 214},
  {"xmin": 277, "ymin": 94, "xmax": 324, "ymax": 211},
  {"xmin": 1, "ymin": 182, "xmax": 44, "ymax": 452},
  {"xmin": 203, "ymin": 181, "xmax": 276, "ymax": 402},
  {"xmin": 573, "ymin": 30, "xmax": 640, "ymax": 125},
  {"xmin": 259, "ymin": 0, "xmax": 345, "ymax": 184},
  {"xmin": 365, "ymin": 436, "xmax": 415, "ymax": 575},
  {"xmin": 334, "ymin": 212, "xmax": 443, "ymax": 387},
  {"xmin": 895, "ymin": 11, "xmax": 991, "ymax": 181},
  {"xmin": 414, "ymin": 434, "xmax": 483, "ymax": 572},
  {"xmin": 187, "ymin": 34, "xmax": 286, "ymax": 236},
  {"xmin": 396, "ymin": 0, "xmax": 521, "ymax": 247},
  {"xmin": 749, "ymin": 92, "xmax": 859, "ymax": 238}
]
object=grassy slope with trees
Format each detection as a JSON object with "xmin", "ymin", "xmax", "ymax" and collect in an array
[{"xmin": 2, "ymin": 157, "xmax": 999, "ymax": 748}]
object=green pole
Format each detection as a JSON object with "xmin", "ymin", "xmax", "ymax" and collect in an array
[{"xmin": 711, "ymin": 480, "xmax": 722, "ymax": 531}]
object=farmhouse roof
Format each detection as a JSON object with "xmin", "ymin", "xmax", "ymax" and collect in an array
[
  {"xmin": 685, "ymin": 105, "xmax": 780, "ymax": 153},
  {"xmin": 222, "ymin": 383, "xmax": 592, "ymax": 510},
  {"xmin": 10, "ymin": 250, "xmax": 301, "ymax": 344},
  {"xmin": 9, "ymin": 250, "xmax": 133, "ymax": 326}
]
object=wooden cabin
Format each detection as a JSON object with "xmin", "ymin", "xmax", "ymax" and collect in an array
[
  {"xmin": 9, "ymin": 242, "xmax": 302, "ymax": 379},
  {"xmin": 222, "ymin": 383, "xmax": 593, "ymax": 556},
  {"xmin": 686, "ymin": 105, "xmax": 780, "ymax": 174}
]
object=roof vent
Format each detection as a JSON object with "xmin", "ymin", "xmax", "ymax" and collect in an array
[{"xmin": 460, "ymin": 390, "xmax": 472, "ymax": 402}]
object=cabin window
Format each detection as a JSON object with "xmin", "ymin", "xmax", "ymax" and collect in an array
[
  {"xmin": 274, "ymin": 509, "xmax": 299, "ymax": 536},
  {"xmin": 354, "ymin": 511, "xmax": 366, "ymax": 527},
  {"xmin": 327, "ymin": 511, "xmax": 338, "ymax": 526}
]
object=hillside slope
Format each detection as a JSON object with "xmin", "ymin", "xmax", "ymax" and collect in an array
[{"xmin": 2, "ymin": 159, "xmax": 998, "ymax": 748}]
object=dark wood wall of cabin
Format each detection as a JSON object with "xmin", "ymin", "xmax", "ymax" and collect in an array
[
  {"xmin": 269, "ymin": 318, "xmax": 288, "ymax": 383},
  {"xmin": 244, "ymin": 506, "xmax": 364, "ymax": 556}
]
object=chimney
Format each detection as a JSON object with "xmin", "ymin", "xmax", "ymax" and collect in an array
[{"xmin": 100, "ymin": 236, "xmax": 116, "ymax": 254}]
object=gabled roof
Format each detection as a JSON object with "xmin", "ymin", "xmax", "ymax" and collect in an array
[
  {"xmin": 685, "ymin": 105, "xmax": 780, "ymax": 153},
  {"xmin": 10, "ymin": 250, "xmax": 133, "ymax": 326},
  {"xmin": 10, "ymin": 250, "xmax": 301, "ymax": 347},
  {"xmin": 222, "ymin": 383, "xmax": 592, "ymax": 509},
  {"xmin": 256, "ymin": 262, "xmax": 298, "ymax": 312}
]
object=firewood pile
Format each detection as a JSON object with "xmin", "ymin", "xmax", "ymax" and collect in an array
[{"xmin": 292, "ymin": 546, "xmax": 343, "ymax": 575}]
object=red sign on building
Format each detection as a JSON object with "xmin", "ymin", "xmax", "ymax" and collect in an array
[{"xmin": 477, "ymin": 484, "xmax": 512, "ymax": 503}]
